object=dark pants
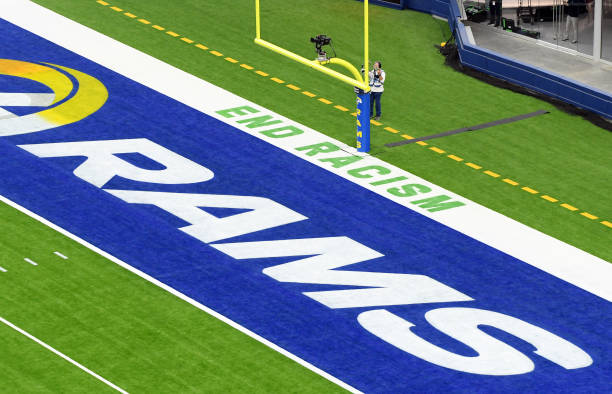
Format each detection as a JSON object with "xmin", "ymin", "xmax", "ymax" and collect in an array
[
  {"xmin": 490, "ymin": 0, "xmax": 502, "ymax": 26},
  {"xmin": 370, "ymin": 92, "xmax": 382, "ymax": 117}
]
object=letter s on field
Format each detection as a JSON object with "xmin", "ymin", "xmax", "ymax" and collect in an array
[{"xmin": 358, "ymin": 307, "xmax": 592, "ymax": 375}]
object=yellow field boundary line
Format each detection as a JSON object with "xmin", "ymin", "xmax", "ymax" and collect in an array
[{"xmin": 95, "ymin": 0, "xmax": 610, "ymax": 231}]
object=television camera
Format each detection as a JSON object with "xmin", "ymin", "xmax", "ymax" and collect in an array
[{"xmin": 310, "ymin": 34, "xmax": 335, "ymax": 62}]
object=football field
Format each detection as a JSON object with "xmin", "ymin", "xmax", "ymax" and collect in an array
[
  {"xmin": 28, "ymin": 0, "xmax": 612, "ymax": 263},
  {"xmin": 1, "ymin": 1, "xmax": 611, "ymax": 392}
]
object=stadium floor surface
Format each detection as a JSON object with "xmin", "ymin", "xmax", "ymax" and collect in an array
[
  {"xmin": 1, "ymin": 1, "xmax": 611, "ymax": 392},
  {"xmin": 29, "ymin": 0, "xmax": 612, "ymax": 264}
]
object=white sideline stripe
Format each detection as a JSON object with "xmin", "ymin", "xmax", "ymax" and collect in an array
[
  {"xmin": 0, "ymin": 266, "xmax": 7, "ymax": 272},
  {"xmin": 24, "ymin": 257, "xmax": 38, "ymax": 266},
  {"xmin": 0, "ymin": 316, "xmax": 128, "ymax": 393},
  {"xmin": 54, "ymin": 251, "xmax": 68, "ymax": 259},
  {"xmin": 0, "ymin": 195, "xmax": 362, "ymax": 394},
  {"xmin": 8, "ymin": 0, "xmax": 610, "ymax": 300}
]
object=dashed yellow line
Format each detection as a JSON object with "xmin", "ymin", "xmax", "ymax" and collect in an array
[
  {"xmin": 401, "ymin": 134, "xmax": 414, "ymax": 139},
  {"xmin": 95, "ymin": 0, "xmax": 610, "ymax": 230},
  {"xmin": 541, "ymin": 195, "xmax": 558, "ymax": 203},
  {"xmin": 384, "ymin": 126, "xmax": 400, "ymax": 134},
  {"xmin": 580, "ymin": 212, "xmax": 598, "ymax": 220},
  {"xmin": 385, "ymin": 125, "xmax": 606, "ymax": 227},
  {"xmin": 522, "ymin": 187, "xmax": 539, "ymax": 194}
]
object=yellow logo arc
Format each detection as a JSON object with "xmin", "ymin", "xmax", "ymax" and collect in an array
[{"xmin": 0, "ymin": 59, "xmax": 108, "ymax": 136}]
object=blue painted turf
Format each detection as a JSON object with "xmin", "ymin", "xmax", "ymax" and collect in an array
[{"xmin": 1, "ymin": 20, "xmax": 610, "ymax": 392}]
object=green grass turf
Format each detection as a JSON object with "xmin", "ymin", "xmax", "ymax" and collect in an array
[
  {"xmin": 0, "ymin": 201, "xmax": 344, "ymax": 392},
  {"xmin": 29, "ymin": 0, "xmax": 612, "ymax": 263},
  {"xmin": 0, "ymin": 322, "xmax": 116, "ymax": 393}
]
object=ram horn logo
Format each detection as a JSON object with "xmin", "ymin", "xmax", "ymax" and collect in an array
[{"xmin": 0, "ymin": 59, "xmax": 108, "ymax": 136}]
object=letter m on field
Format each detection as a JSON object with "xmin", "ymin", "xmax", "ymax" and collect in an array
[{"xmin": 213, "ymin": 237, "xmax": 471, "ymax": 309}]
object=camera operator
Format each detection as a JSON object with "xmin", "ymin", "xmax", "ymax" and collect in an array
[{"xmin": 368, "ymin": 61, "xmax": 385, "ymax": 121}]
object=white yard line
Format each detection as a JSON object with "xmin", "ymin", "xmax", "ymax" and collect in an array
[
  {"xmin": 54, "ymin": 251, "xmax": 68, "ymax": 259},
  {"xmin": 0, "ymin": 266, "xmax": 7, "ymax": 272},
  {"xmin": 0, "ymin": 316, "xmax": 128, "ymax": 393},
  {"xmin": 23, "ymin": 258, "xmax": 38, "ymax": 266}
]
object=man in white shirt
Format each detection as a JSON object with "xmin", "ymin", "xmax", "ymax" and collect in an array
[{"xmin": 369, "ymin": 61, "xmax": 385, "ymax": 121}]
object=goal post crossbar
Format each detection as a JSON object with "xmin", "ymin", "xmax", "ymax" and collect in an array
[{"xmin": 254, "ymin": 0, "xmax": 370, "ymax": 92}]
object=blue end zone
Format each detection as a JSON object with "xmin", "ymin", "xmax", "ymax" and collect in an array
[{"xmin": 1, "ymin": 19, "xmax": 610, "ymax": 393}]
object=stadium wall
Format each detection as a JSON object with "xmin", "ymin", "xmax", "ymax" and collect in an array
[{"xmin": 361, "ymin": 0, "xmax": 612, "ymax": 120}]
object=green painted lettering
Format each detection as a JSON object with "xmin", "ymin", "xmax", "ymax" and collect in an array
[
  {"xmin": 411, "ymin": 195, "xmax": 465, "ymax": 212},
  {"xmin": 296, "ymin": 142, "xmax": 341, "ymax": 156},
  {"xmin": 388, "ymin": 184, "xmax": 432, "ymax": 197},
  {"xmin": 237, "ymin": 115, "xmax": 283, "ymax": 129},
  {"xmin": 319, "ymin": 155, "xmax": 363, "ymax": 168},
  {"xmin": 261, "ymin": 125, "xmax": 304, "ymax": 138},
  {"xmin": 216, "ymin": 106, "xmax": 259, "ymax": 118},
  {"xmin": 348, "ymin": 165, "xmax": 391, "ymax": 179},
  {"xmin": 370, "ymin": 176, "xmax": 408, "ymax": 186}
]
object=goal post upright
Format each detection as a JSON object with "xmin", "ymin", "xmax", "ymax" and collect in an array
[
  {"xmin": 359, "ymin": 0, "xmax": 370, "ymax": 153},
  {"xmin": 254, "ymin": 0, "xmax": 372, "ymax": 152},
  {"xmin": 255, "ymin": 0, "xmax": 261, "ymax": 40},
  {"xmin": 364, "ymin": 0, "xmax": 369, "ymax": 89}
]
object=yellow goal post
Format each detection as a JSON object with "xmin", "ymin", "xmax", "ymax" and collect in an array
[{"xmin": 254, "ymin": 0, "xmax": 370, "ymax": 92}]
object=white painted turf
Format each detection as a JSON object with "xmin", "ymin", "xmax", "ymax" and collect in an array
[{"xmin": 1, "ymin": 0, "xmax": 611, "ymax": 391}]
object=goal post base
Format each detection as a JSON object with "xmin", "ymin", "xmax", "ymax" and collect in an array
[{"xmin": 356, "ymin": 91, "xmax": 371, "ymax": 152}]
